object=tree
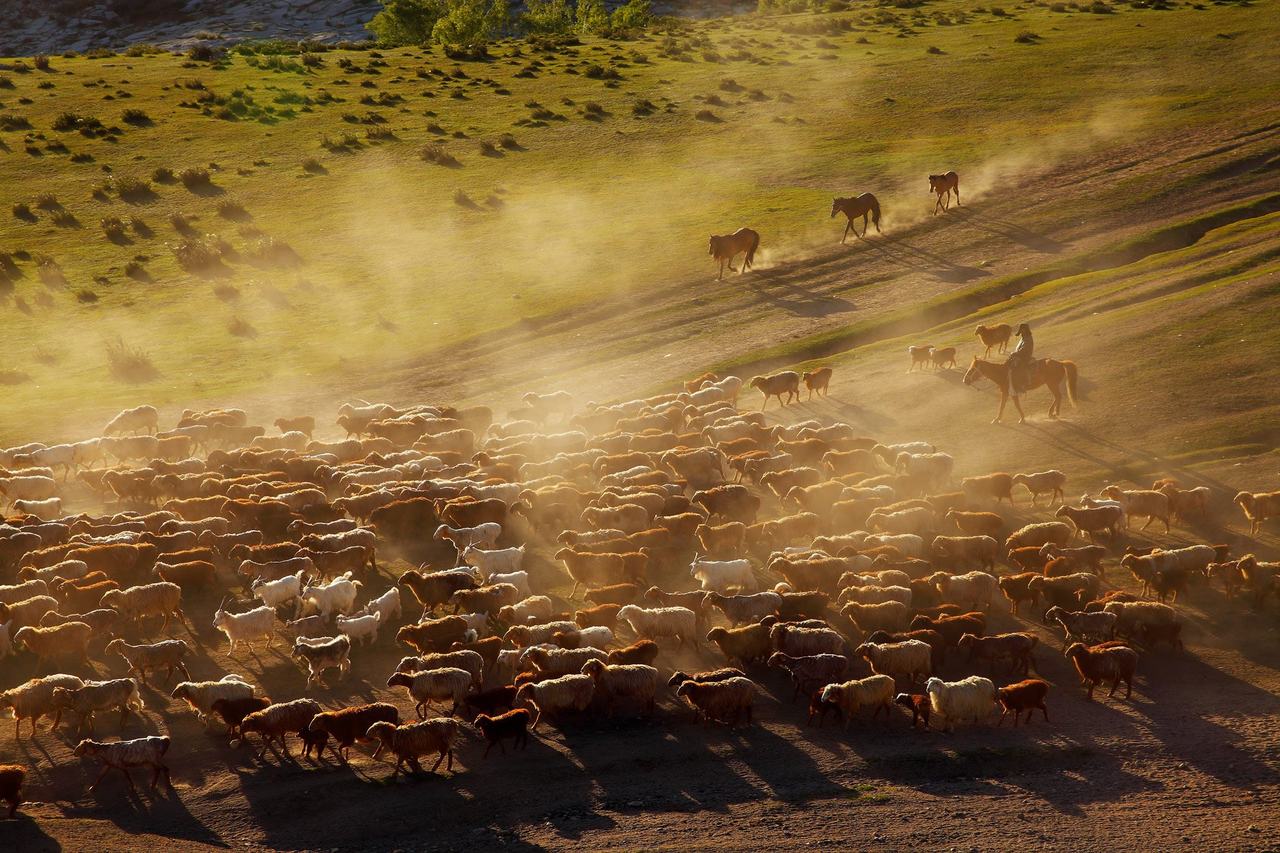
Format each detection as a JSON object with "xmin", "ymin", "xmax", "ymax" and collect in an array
[
  {"xmin": 522, "ymin": 0, "xmax": 575, "ymax": 34},
  {"xmin": 610, "ymin": 0, "xmax": 652, "ymax": 30},
  {"xmin": 575, "ymin": 0, "xmax": 609, "ymax": 34},
  {"xmin": 367, "ymin": 0, "xmax": 444, "ymax": 46},
  {"xmin": 432, "ymin": 0, "xmax": 508, "ymax": 47}
]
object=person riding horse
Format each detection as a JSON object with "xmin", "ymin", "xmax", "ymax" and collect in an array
[{"xmin": 1005, "ymin": 323, "xmax": 1034, "ymax": 395}]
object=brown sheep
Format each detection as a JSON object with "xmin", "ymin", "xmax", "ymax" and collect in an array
[
  {"xmin": 907, "ymin": 344, "xmax": 933, "ymax": 372},
  {"xmin": 974, "ymin": 323, "xmax": 1012, "ymax": 357},
  {"xmin": 0, "ymin": 764, "xmax": 26, "ymax": 817},
  {"xmin": 801, "ymin": 367, "xmax": 832, "ymax": 400},
  {"xmin": 749, "ymin": 372, "xmax": 801, "ymax": 410},
  {"xmin": 1065, "ymin": 642, "xmax": 1137, "ymax": 700},
  {"xmin": 997, "ymin": 679, "xmax": 1050, "ymax": 726},
  {"xmin": 929, "ymin": 347, "xmax": 957, "ymax": 370},
  {"xmin": 961, "ymin": 473, "xmax": 1014, "ymax": 505}
]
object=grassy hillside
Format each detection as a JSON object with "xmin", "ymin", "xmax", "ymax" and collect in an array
[{"xmin": 0, "ymin": 0, "xmax": 1276, "ymax": 443}]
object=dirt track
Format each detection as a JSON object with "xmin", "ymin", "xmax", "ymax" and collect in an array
[{"xmin": 5, "ymin": 120, "xmax": 1280, "ymax": 851}]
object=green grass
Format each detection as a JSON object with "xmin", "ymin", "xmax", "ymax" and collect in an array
[{"xmin": 0, "ymin": 0, "xmax": 1277, "ymax": 442}]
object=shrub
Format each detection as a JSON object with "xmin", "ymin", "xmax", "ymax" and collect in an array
[
  {"xmin": 35, "ymin": 193, "xmax": 61, "ymax": 211},
  {"xmin": 522, "ymin": 0, "xmax": 574, "ymax": 34},
  {"xmin": 76, "ymin": 289, "xmax": 100, "ymax": 303},
  {"xmin": 247, "ymin": 236, "xmax": 300, "ymax": 267},
  {"xmin": 122, "ymin": 108, "xmax": 152, "ymax": 125},
  {"xmin": 0, "ymin": 114, "xmax": 32, "ymax": 131},
  {"xmin": 583, "ymin": 64, "xmax": 620, "ymax": 80},
  {"xmin": 695, "ymin": 109, "xmax": 721, "ymax": 122},
  {"xmin": 217, "ymin": 197, "xmax": 251, "ymax": 220},
  {"xmin": 1014, "ymin": 30, "xmax": 1041, "ymax": 42},
  {"xmin": 576, "ymin": 0, "xmax": 609, "ymax": 33},
  {"xmin": 179, "ymin": 166, "xmax": 213, "ymax": 188},
  {"xmin": 432, "ymin": 0, "xmax": 508, "ymax": 49},
  {"xmin": 420, "ymin": 143, "xmax": 461, "ymax": 167},
  {"xmin": 228, "ymin": 316, "xmax": 257, "ymax": 338},
  {"xmin": 499, "ymin": 133, "xmax": 520, "ymax": 149},
  {"xmin": 12, "ymin": 202, "xmax": 34, "ymax": 221},
  {"xmin": 1089, "ymin": 1, "xmax": 1113, "ymax": 10},
  {"xmin": 50, "ymin": 209, "xmax": 79, "ymax": 227},
  {"xmin": 130, "ymin": 216, "xmax": 153, "ymax": 237},
  {"xmin": 367, "ymin": 0, "xmax": 443, "ymax": 46},
  {"xmin": 114, "ymin": 175, "xmax": 154, "ymax": 202},
  {"xmin": 172, "ymin": 236, "xmax": 227, "ymax": 273},
  {"xmin": 153, "ymin": 166, "xmax": 175, "ymax": 183},
  {"xmin": 169, "ymin": 211, "xmax": 196, "ymax": 235},
  {"xmin": 33, "ymin": 55, "xmax": 50, "ymax": 71},
  {"xmin": 101, "ymin": 216, "xmax": 127, "ymax": 240},
  {"xmin": 105, "ymin": 337, "xmax": 159, "ymax": 382},
  {"xmin": 610, "ymin": 0, "xmax": 652, "ymax": 30},
  {"xmin": 302, "ymin": 157, "xmax": 327, "ymax": 174},
  {"xmin": 454, "ymin": 189, "xmax": 482, "ymax": 209},
  {"xmin": 52, "ymin": 111, "xmax": 104, "ymax": 135},
  {"xmin": 37, "ymin": 256, "xmax": 65, "ymax": 287},
  {"xmin": 124, "ymin": 260, "xmax": 149, "ymax": 281}
]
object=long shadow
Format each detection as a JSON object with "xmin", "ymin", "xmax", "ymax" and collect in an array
[
  {"xmin": 743, "ymin": 276, "xmax": 856, "ymax": 318},
  {"xmin": 948, "ymin": 206, "xmax": 1066, "ymax": 254},
  {"xmin": 868, "ymin": 232, "xmax": 991, "ymax": 283}
]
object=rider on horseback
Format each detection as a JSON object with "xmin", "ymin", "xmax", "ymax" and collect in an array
[{"xmin": 1005, "ymin": 323, "xmax": 1034, "ymax": 395}]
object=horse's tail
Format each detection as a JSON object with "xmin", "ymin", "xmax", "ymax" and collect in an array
[
  {"xmin": 870, "ymin": 199, "xmax": 881, "ymax": 229},
  {"xmin": 745, "ymin": 231, "xmax": 759, "ymax": 268},
  {"xmin": 1063, "ymin": 361, "xmax": 1078, "ymax": 407}
]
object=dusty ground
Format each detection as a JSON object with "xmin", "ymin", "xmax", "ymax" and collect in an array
[{"xmin": 4, "ymin": 120, "xmax": 1280, "ymax": 850}]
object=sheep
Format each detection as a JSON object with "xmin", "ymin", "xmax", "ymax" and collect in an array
[
  {"xmin": 1005, "ymin": 521, "xmax": 1073, "ymax": 550},
  {"xmin": 0, "ymin": 475, "xmax": 58, "ymax": 508},
  {"xmin": 580, "ymin": 503, "xmax": 649, "ymax": 534},
  {"xmin": 801, "ymin": 367, "xmax": 832, "ymax": 398},
  {"xmin": 209, "ymin": 697, "xmax": 272, "ymax": 740},
  {"xmin": 238, "ymin": 698, "xmax": 323, "ymax": 758},
  {"xmin": 924, "ymin": 676, "xmax": 997, "ymax": 732},
  {"xmin": 300, "ymin": 573, "xmax": 362, "ymax": 620},
  {"xmin": 1055, "ymin": 505, "xmax": 1124, "ymax": 541},
  {"xmin": 336, "ymin": 611, "xmax": 382, "ymax": 646},
  {"xmin": 473, "ymin": 708, "xmax": 532, "ymax": 758},
  {"xmin": 691, "ymin": 485, "xmax": 760, "ymax": 525},
  {"xmin": 855, "ymin": 640, "xmax": 932, "ymax": 684},
  {"xmin": 0, "ymin": 764, "xmax": 25, "ymax": 817},
  {"xmin": 702, "ymin": 591, "xmax": 781, "ymax": 625},
  {"xmin": 1039, "ymin": 543, "xmax": 1107, "ymax": 578},
  {"xmin": 907, "ymin": 345, "xmax": 933, "ymax": 372},
  {"xmin": 894, "ymin": 452, "xmax": 953, "ymax": 489},
  {"xmin": 1101, "ymin": 486, "xmax": 1171, "ymax": 532},
  {"xmin": 451, "ymin": 583, "xmax": 520, "ymax": 616},
  {"xmin": 931, "ymin": 535, "xmax": 998, "ymax": 570},
  {"xmin": 154, "ymin": 559, "xmax": 217, "ymax": 590},
  {"xmin": 893, "ymin": 693, "xmax": 932, "ymax": 729},
  {"xmin": 768, "ymin": 652, "xmax": 850, "ymax": 701},
  {"xmin": 104, "ymin": 405, "xmax": 160, "ymax": 436},
  {"xmin": 292, "ymin": 635, "xmax": 352, "ymax": 688},
  {"xmin": 503, "ymin": 620, "xmax": 579, "ymax": 648},
  {"xmin": 1028, "ymin": 573, "xmax": 1100, "ymax": 611},
  {"xmin": 1103, "ymin": 601, "xmax": 1178, "ymax": 639},
  {"xmin": 931, "ymin": 571, "xmax": 998, "ymax": 612},
  {"xmin": 1234, "ymin": 491, "xmax": 1280, "ymax": 535},
  {"xmin": 461, "ymin": 544, "xmax": 526, "ymax": 580},
  {"xmin": 869, "ymin": 506, "xmax": 935, "ymax": 537},
  {"xmin": 552, "ymin": 625, "xmax": 614, "ymax": 650},
  {"xmin": 73, "ymin": 735, "xmax": 171, "ymax": 792},
  {"xmin": 706, "ymin": 623, "xmax": 772, "ymax": 666},
  {"xmin": 515, "ymin": 674, "xmax": 596, "ymax": 729},
  {"xmin": 12, "ymin": 621, "xmax": 93, "ymax": 666},
  {"xmin": 675, "ymin": 677, "xmax": 755, "ymax": 726},
  {"xmin": 863, "ymin": 534, "xmax": 924, "ymax": 558},
  {"xmin": 585, "ymin": 583, "xmax": 640, "ymax": 606},
  {"xmin": 1065, "ymin": 642, "xmax": 1138, "ymax": 700},
  {"xmin": 555, "ymin": 548, "xmax": 632, "ymax": 599},
  {"xmin": 252, "ymin": 571, "xmax": 305, "ymax": 617},
  {"xmin": 493, "ymin": 595, "xmax": 553, "ymax": 628},
  {"xmin": 997, "ymin": 679, "xmax": 1050, "ymax": 726},
  {"xmin": 0, "ymin": 578, "xmax": 51, "ymax": 605},
  {"xmin": 99, "ymin": 581, "xmax": 185, "ymax": 633},
  {"xmin": 944, "ymin": 510, "xmax": 1003, "ymax": 537},
  {"xmin": 749, "ymin": 371, "xmax": 800, "ymax": 409},
  {"xmin": 838, "ymin": 584, "xmax": 912, "ymax": 607},
  {"xmin": 12, "ymin": 497, "xmax": 63, "ymax": 519},
  {"xmin": 607, "ymin": 639, "xmax": 660, "ymax": 666},
  {"xmin": 399, "ymin": 568, "xmax": 479, "ymax": 616},
  {"xmin": 1011, "ymin": 470, "xmax": 1067, "ymax": 506},
  {"xmin": 520, "ymin": 645, "xmax": 608, "ymax": 678},
  {"xmin": 840, "ymin": 600, "xmax": 910, "ymax": 633},
  {"xmin": 434, "ymin": 522, "xmax": 502, "ymax": 560},
  {"xmin": 690, "ymin": 556, "xmax": 756, "ymax": 594},
  {"xmin": 18, "ymin": 559, "xmax": 88, "ymax": 585},
  {"xmin": 0, "ymin": 595, "xmax": 60, "ymax": 634},
  {"xmin": 580, "ymin": 659, "xmax": 659, "ymax": 716},
  {"xmin": 816, "ymin": 674, "xmax": 896, "ymax": 728},
  {"xmin": 212, "ymin": 603, "xmax": 276, "ymax": 652},
  {"xmin": 360, "ymin": 586, "xmax": 402, "ymax": 624},
  {"xmin": 956, "ymin": 632, "xmax": 1037, "ymax": 675},
  {"xmin": 51, "ymin": 678, "xmax": 144, "ymax": 735},
  {"xmin": 1044, "ymin": 606, "xmax": 1117, "ymax": 649},
  {"xmin": 366, "ymin": 718, "xmax": 461, "ymax": 775},
  {"xmin": 387, "ymin": 668, "xmax": 474, "ymax": 718},
  {"xmin": 0, "ymin": 674, "xmax": 84, "ymax": 737},
  {"xmin": 171, "ymin": 675, "xmax": 257, "ymax": 726},
  {"xmin": 616, "ymin": 604, "xmax": 697, "ymax": 646}
]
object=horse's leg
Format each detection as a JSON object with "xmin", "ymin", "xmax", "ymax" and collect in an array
[
  {"xmin": 954, "ymin": 184, "xmax": 960, "ymax": 206},
  {"xmin": 718, "ymin": 259, "xmax": 725, "ymax": 281},
  {"xmin": 858, "ymin": 213, "xmax": 867, "ymax": 239},
  {"xmin": 1013, "ymin": 395, "xmax": 1027, "ymax": 424},
  {"xmin": 993, "ymin": 391, "xmax": 1007, "ymax": 424},
  {"xmin": 842, "ymin": 221, "xmax": 851, "ymax": 244}
]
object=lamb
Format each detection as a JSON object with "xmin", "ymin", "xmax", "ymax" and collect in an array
[
  {"xmin": 580, "ymin": 659, "xmax": 659, "ymax": 716},
  {"xmin": 768, "ymin": 652, "xmax": 850, "ymax": 701},
  {"xmin": 292, "ymin": 635, "xmax": 352, "ymax": 688},
  {"xmin": 840, "ymin": 600, "xmax": 910, "ymax": 633},
  {"xmin": 1005, "ymin": 521, "xmax": 1073, "ymax": 550},
  {"xmin": 703, "ymin": 591, "xmax": 781, "ymax": 625},
  {"xmin": 1234, "ymin": 491, "xmax": 1280, "ymax": 535},
  {"xmin": 515, "ymin": 673, "xmax": 596, "ymax": 729},
  {"xmin": 238, "ymin": 698, "xmax": 323, "ymax": 758},
  {"xmin": 104, "ymin": 405, "xmax": 160, "ymax": 436},
  {"xmin": 1065, "ymin": 642, "xmax": 1138, "ymax": 700},
  {"xmin": 212, "ymin": 603, "xmax": 276, "ymax": 652},
  {"xmin": 816, "ymin": 674, "xmax": 895, "ymax": 728},
  {"xmin": 1101, "ymin": 486, "xmax": 1170, "ymax": 532},
  {"xmin": 956, "ymin": 632, "xmax": 1037, "ymax": 675},
  {"xmin": 924, "ymin": 675, "xmax": 997, "ymax": 731},
  {"xmin": 300, "ymin": 573, "xmax": 362, "ymax": 620},
  {"xmin": 336, "ymin": 611, "xmax": 382, "ymax": 645},
  {"xmin": 0, "ymin": 764, "xmax": 25, "ymax": 817},
  {"xmin": 12, "ymin": 622, "xmax": 93, "ymax": 667},
  {"xmin": 675, "ymin": 677, "xmax": 755, "ymax": 726},
  {"xmin": 1044, "ymin": 606, "xmax": 1117, "ymax": 649},
  {"xmin": 171, "ymin": 675, "xmax": 257, "ymax": 726},
  {"xmin": 51, "ymin": 678, "xmax": 144, "ymax": 735},
  {"xmin": 1028, "ymin": 573, "xmax": 1100, "ymax": 610},
  {"xmin": 855, "ymin": 640, "xmax": 932, "ymax": 684},
  {"xmin": 473, "ymin": 708, "xmax": 532, "ymax": 758},
  {"xmin": 616, "ymin": 605, "xmax": 697, "ymax": 646},
  {"xmin": 706, "ymin": 623, "xmax": 773, "ymax": 666},
  {"xmin": 0, "ymin": 674, "xmax": 84, "ymax": 737},
  {"xmin": 1055, "ymin": 505, "xmax": 1124, "ymax": 541},
  {"xmin": 99, "ymin": 581, "xmax": 185, "ymax": 633},
  {"xmin": 893, "ymin": 693, "xmax": 932, "ymax": 729},
  {"xmin": 360, "ymin": 586, "xmax": 402, "ymax": 624},
  {"xmin": 366, "ymin": 718, "xmax": 461, "ymax": 775},
  {"xmin": 396, "ymin": 650, "xmax": 485, "ymax": 687},
  {"xmin": 997, "ymin": 678, "xmax": 1050, "ymax": 726},
  {"xmin": 690, "ymin": 556, "xmax": 757, "ymax": 594},
  {"xmin": 580, "ymin": 503, "xmax": 649, "ymax": 534},
  {"xmin": 931, "ymin": 536, "xmax": 998, "ymax": 570},
  {"xmin": 73, "ymin": 735, "xmax": 171, "ymax": 792},
  {"xmin": 209, "ymin": 697, "xmax": 272, "ymax": 740},
  {"xmin": 1011, "ymin": 470, "xmax": 1067, "ymax": 506},
  {"xmin": 387, "ymin": 668, "xmax": 474, "ymax": 717}
]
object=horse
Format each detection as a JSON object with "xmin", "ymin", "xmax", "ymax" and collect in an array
[
  {"xmin": 974, "ymin": 323, "xmax": 1012, "ymax": 357},
  {"xmin": 962, "ymin": 356, "xmax": 1078, "ymax": 423},
  {"xmin": 928, "ymin": 171, "xmax": 960, "ymax": 214},
  {"xmin": 708, "ymin": 228, "xmax": 760, "ymax": 280},
  {"xmin": 830, "ymin": 194, "xmax": 881, "ymax": 243}
]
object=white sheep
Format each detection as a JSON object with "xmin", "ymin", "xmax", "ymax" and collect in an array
[
  {"xmin": 0, "ymin": 475, "xmax": 57, "ymax": 507},
  {"xmin": 12, "ymin": 497, "xmax": 63, "ymax": 519},
  {"xmin": 434, "ymin": 523, "xmax": 501, "ymax": 559},
  {"xmin": 300, "ymin": 572, "xmax": 361, "ymax": 620},
  {"xmin": 0, "ymin": 579, "xmax": 51, "ymax": 605},
  {"xmin": 359, "ymin": 586, "xmax": 401, "ymax": 624},
  {"xmin": 616, "ymin": 605, "xmax": 697, "ymax": 646},
  {"xmin": 1045, "ymin": 607, "xmax": 1118, "ymax": 649},
  {"xmin": 862, "ymin": 534, "xmax": 924, "ymax": 558},
  {"xmin": 13, "ymin": 622, "xmax": 93, "ymax": 666},
  {"xmin": 855, "ymin": 640, "xmax": 932, "ymax": 683},
  {"xmin": 386, "ymin": 668, "xmax": 473, "ymax": 718},
  {"xmin": 51, "ymin": 678, "xmax": 144, "ymax": 735},
  {"xmin": 171, "ymin": 675, "xmax": 256, "ymax": 726},
  {"xmin": 484, "ymin": 570, "xmax": 532, "ymax": 599},
  {"xmin": 461, "ymin": 544, "xmax": 526, "ymax": 579},
  {"xmin": 838, "ymin": 585, "xmax": 912, "ymax": 607},
  {"xmin": 0, "ymin": 673, "xmax": 84, "ymax": 737},
  {"xmin": 212, "ymin": 604, "xmax": 276, "ymax": 652},
  {"xmin": 99, "ymin": 582, "xmax": 185, "ymax": 632},
  {"xmin": 515, "ymin": 673, "xmax": 596, "ymax": 729},
  {"xmin": 557, "ymin": 625, "xmax": 614, "ymax": 649},
  {"xmin": 770, "ymin": 624, "xmax": 845, "ymax": 657},
  {"xmin": 237, "ymin": 698, "xmax": 322, "ymax": 757},
  {"xmin": 925, "ymin": 675, "xmax": 997, "ymax": 732},
  {"xmin": 579, "ymin": 660, "xmax": 659, "ymax": 715},
  {"xmin": 395, "ymin": 650, "xmax": 485, "ymax": 687},
  {"xmin": 252, "ymin": 571, "xmax": 305, "ymax": 616},
  {"xmin": 931, "ymin": 571, "xmax": 998, "ymax": 612},
  {"xmin": 73, "ymin": 735, "xmax": 171, "ymax": 792},
  {"xmin": 336, "ymin": 611, "xmax": 382, "ymax": 646},
  {"xmin": 690, "ymin": 556, "xmax": 757, "ymax": 594},
  {"xmin": 519, "ymin": 645, "xmax": 608, "ymax": 677},
  {"xmin": 497, "ymin": 595, "xmax": 553, "ymax": 626},
  {"xmin": 818, "ymin": 674, "xmax": 896, "ymax": 727},
  {"xmin": 103, "ymin": 405, "xmax": 159, "ymax": 436},
  {"xmin": 104, "ymin": 638, "xmax": 191, "ymax": 684}
]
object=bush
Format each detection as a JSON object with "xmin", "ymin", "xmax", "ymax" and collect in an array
[
  {"xmin": 217, "ymin": 197, "xmax": 251, "ymax": 220},
  {"xmin": 367, "ymin": 0, "xmax": 443, "ymax": 46},
  {"xmin": 101, "ymin": 216, "xmax": 127, "ymax": 240},
  {"xmin": 50, "ymin": 209, "xmax": 79, "ymax": 227},
  {"xmin": 179, "ymin": 167, "xmax": 213, "ymax": 188},
  {"xmin": 77, "ymin": 288, "xmax": 100, "ymax": 304},
  {"xmin": 169, "ymin": 211, "xmax": 196, "ymax": 235},
  {"xmin": 420, "ymin": 143, "xmax": 461, "ymax": 167},
  {"xmin": 33, "ymin": 55, "xmax": 50, "ymax": 71},
  {"xmin": 576, "ymin": 0, "xmax": 609, "ymax": 33},
  {"xmin": 122, "ymin": 108, "xmax": 152, "ymax": 125},
  {"xmin": 125, "ymin": 260, "xmax": 149, "ymax": 280},
  {"xmin": 0, "ymin": 114, "xmax": 32, "ymax": 131},
  {"xmin": 172, "ymin": 236, "xmax": 225, "ymax": 273},
  {"xmin": 610, "ymin": 0, "xmax": 652, "ymax": 30},
  {"xmin": 105, "ymin": 337, "xmax": 159, "ymax": 382},
  {"xmin": 1014, "ymin": 30, "xmax": 1041, "ymax": 42},
  {"xmin": 114, "ymin": 175, "xmax": 154, "ymax": 202},
  {"xmin": 302, "ymin": 157, "xmax": 327, "ymax": 174},
  {"xmin": 247, "ymin": 236, "xmax": 300, "ymax": 267},
  {"xmin": 522, "ymin": 0, "xmax": 574, "ymax": 34},
  {"xmin": 228, "ymin": 316, "xmax": 257, "ymax": 338},
  {"xmin": 432, "ymin": 0, "xmax": 508, "ymax": 49},
  {"xmin": 153, "ymin": 166, "xmax": 175, "ymax": 183},
  {"xmin": 12, "ymin": 202, "xmax": 34, "ymax": 221}
]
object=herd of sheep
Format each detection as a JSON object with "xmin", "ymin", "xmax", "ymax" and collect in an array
[{"xmin": 0, "ymin": 371, "xmax": 1278, "ymax": 818}]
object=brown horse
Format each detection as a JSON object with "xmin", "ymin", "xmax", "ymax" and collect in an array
[
  {"xmin": 831, "ymin": 194, "xmax": 881, "ymax": 243},
  {"xmin": 963, "ymin": 356, "xmax": 1078, "ymax": 423},
  {"xmin": 708, "ymin": 228, "xmax": 759, "ymax": 280},
  {"xmin": 928, "ymin": 171, "xmax": 960, "ymax": 214},
  {"xmin": 974, "ymin": 323, "xmax": 1012, "ymax": 357}
]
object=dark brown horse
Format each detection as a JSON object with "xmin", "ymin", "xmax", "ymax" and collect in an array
[
  {"xmin": 708, "ymin": 228, "xmax": 760, "ymax": 280},
  {"xmin": 928, "ymin": 171, "xmax": 960, "ymax": 214},
  {"xmin": 963, "ymin": 356, "xmax": 1078, "ymax": 423},
  {"xmin": 831, "ymin": 194, "xmax": 881, "ymax": 242}
]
